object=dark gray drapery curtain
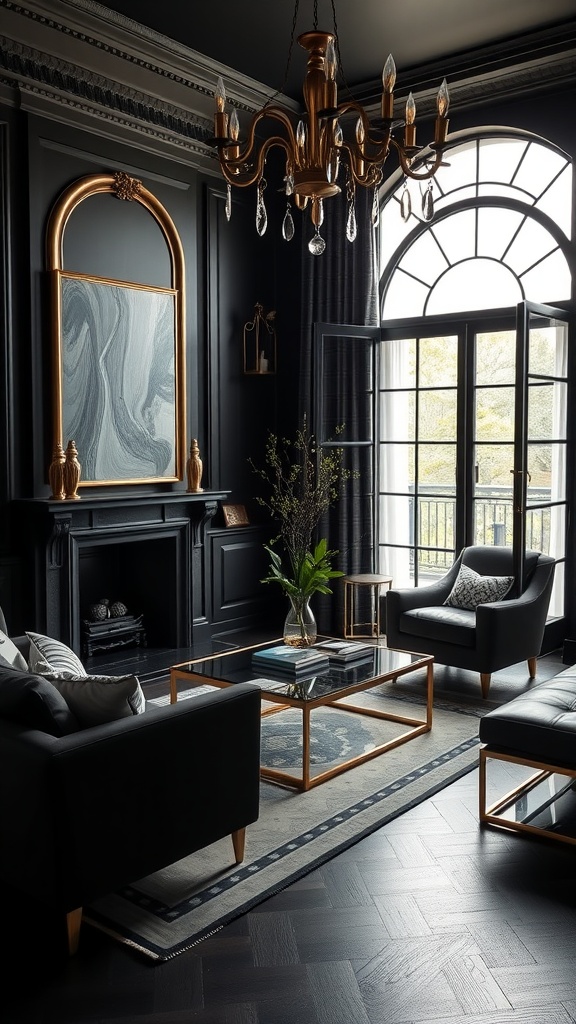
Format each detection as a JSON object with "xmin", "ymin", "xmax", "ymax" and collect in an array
[{"xmin": 298, "ymin": 187, "xmax": 379, "ymax": 633}]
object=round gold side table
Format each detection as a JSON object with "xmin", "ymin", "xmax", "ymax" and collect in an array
[{"xmin": 343, "ymin": 573, "xmax": 393, "ymax": 639}]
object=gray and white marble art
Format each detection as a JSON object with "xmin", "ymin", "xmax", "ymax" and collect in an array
[{"xmin": 60, "ymin": 276, "xmax": 177, "ymax": 481}]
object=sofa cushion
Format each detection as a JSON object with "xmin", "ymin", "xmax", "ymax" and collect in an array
[
  {"xmin": 44, "ymin": 673, "xmax": 146, "ymax": 727},
  {"xmin": 26, "ymin": 631, "xmax": 87, "ymax": 678},
  {"xmin": 401, "ymin": 605, "xmax": 476, "ymax": 647},
  {"xmin": 0, "ymin": 665, "xmax": 80, "ymax": 736},
  {"xmin": 479, "ymin": 670, "xmax": 576, "ymax": 766},
  {"xmin": 0, "ymin": 629, "xmax": 28, "ymax": 672},
  {"xmin": 444, "ymin": 563, "xmax": 513, "ymax": 611}
]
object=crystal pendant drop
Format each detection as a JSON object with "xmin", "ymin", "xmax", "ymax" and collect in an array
[
  {"xmin": 308, "ymin": 228, "xmax": 326, "ymax": 256},
  {"xmin": 284, "ymin": 172, "xmax": 294, "ymax": 196},
  {"xmin": 422, "ymin": 182, "xmax": 434, "ymax": 222},
  {"xmin": 400, "ymin": 183, "xmax": 411, "ymax": 222},
  {"xmin": 256, "ymin": 181, "xmax": 267, "ymax": 236},
  {"xmin": 346, "ymin": 200, "xmax": 357, "ymax": 242},
  {"xmin": 225, "ymin": 183, "xmax": 232, "ymax": 222},
  {"xmin": 282, "ymin": 203, "xmax": 295, "ymax": 241}
]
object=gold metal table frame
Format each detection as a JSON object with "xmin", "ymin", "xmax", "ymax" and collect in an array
[
  {"xmin": 170, "ymin": 639, "xmax": 434, "ymax": 792},
  {"xmin": 479, "ymin": 746, "xmax": 576, "ymax": 847}
]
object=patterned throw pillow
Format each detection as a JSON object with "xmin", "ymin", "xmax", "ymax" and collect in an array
[
  {"xmin": 44, "ymin": 673, "xmax": 146, "ymax": 727},
  {"xmin": 444, "ymin": 563, "xmax": 514, "ymax": 611},
  {"xmin": 26, "ymin": 631, "xmax": 87, "ymax": 678}
]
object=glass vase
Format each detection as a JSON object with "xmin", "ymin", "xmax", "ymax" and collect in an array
[{"xmin": 283, "ymin": 595, "xmax": 317, "ymax": 647}]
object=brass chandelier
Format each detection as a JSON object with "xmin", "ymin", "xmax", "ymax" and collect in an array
[{"xmin": 211, "ymin": 0, "xmax": 450, "ymax": 255}]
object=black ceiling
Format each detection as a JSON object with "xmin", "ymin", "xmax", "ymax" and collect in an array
[{"xmin": 95, "ymin": 0, "xmax": 576, "ymax": 99}]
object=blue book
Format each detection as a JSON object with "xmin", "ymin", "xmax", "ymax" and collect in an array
[{"xmin": 252, "ymin": 645, "xmax": 329, "ymax": 675}]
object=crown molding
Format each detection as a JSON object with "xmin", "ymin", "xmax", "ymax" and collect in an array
[
  {"xmin": 354, "ymin": 20, "xmax": 576, "ymax": 117},
  {"xmin": 1, "ymin": 1, "xmax": 574, "ymax": 166},
  {"xmin": 0, "ymin": 0, "xmax": 298, "ymax": 171}
]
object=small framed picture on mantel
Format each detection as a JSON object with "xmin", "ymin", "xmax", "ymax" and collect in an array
[{"xmin": 222, "ymin": 503, "xmax": 250, "ymax": 527}]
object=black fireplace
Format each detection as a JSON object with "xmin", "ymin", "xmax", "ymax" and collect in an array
[{"xmin": 15, "ymin": 490, "xmax": 228, "ymax": 664}]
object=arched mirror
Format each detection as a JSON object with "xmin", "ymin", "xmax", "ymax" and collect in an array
[{"xmin": 46, "ymin": 171, "xmax": 186, "ymax": 488}]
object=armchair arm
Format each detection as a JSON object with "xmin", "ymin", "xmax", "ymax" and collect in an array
[
  {"xmin": 385, "ymin": 558, "xmax": 461, "ymax": 620},
  {"xmin": 475, "ymin": 562, "xmax": 555, "ymax": 663}
]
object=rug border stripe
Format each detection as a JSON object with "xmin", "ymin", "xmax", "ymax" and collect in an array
[{"xmin": 84, "ymin": 740, "xmax": 479, "ymax": 961}]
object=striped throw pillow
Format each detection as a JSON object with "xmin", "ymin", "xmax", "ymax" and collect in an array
[{"xmin": 26, "ymin": 631, "xmax": 87, "ymax": 678}]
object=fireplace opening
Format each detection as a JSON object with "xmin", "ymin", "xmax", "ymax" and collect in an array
[{"xmin": 77, "ymin": 534, "xmax": 185, "ymax": 651}]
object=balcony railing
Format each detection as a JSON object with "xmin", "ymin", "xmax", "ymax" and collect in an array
[{"xmin": 407, "ymin": 485, "xmax": 552, "ymax": 574}]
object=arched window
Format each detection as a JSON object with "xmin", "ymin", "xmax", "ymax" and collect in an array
[{"xmin": 379, "ymin": 129, "xmax": 573, "ymax": 317}]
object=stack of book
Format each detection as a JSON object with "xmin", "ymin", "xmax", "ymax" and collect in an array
[
  {"xmin": 251, "ymin": 645, "xmax": 330, "ymax": 678},
  {"xmin": 311, "ymin": 639, "xmax": 376, "ymax": 666}
]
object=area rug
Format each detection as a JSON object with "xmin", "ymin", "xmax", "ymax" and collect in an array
[{"xmin": 84, "ymin": 669, "xmax": 495, "ymax": 961}]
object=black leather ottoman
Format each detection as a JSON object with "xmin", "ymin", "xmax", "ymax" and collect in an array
[{"xmin": 478, "ymin": 668, "xmax": 576, "ymax": 846}]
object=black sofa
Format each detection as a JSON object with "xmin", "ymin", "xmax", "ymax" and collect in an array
[{"xmin": 0, "ymin": 608, "xmax": 261, "ymax": 954}]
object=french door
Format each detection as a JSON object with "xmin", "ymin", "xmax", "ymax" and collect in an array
[
  {"xmin": 377, "ymin": 303, "xmax": 569, "ymax": 622},
  {"xmin": 314, "ymin": 302, "xmax": 572, "ymax": 635}
]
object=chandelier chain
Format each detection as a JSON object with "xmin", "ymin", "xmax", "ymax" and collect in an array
[{"xmin": 265, "ymin": 0, "xmax": 301, "ymax": 108}]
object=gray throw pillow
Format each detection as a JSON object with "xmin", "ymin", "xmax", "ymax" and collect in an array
[
  {"xmin": 44, "ymin": 673, "xmax": 146, "ymax": 727},
  {"xmin": 444, "ymin": 563, "xmax": 514, "ymax": 611}
]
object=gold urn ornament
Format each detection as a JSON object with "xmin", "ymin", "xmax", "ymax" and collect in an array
[
  {"xmin": 48, "ymin": 442, "xmax": 66, "ymax": 500},
  {"xmin": 186, "ymin": 438, "xmax": 203, "ymax": 493},
  {"xmin": 64, "ymin": 440, "xmax": 82, "ymax": 499}
]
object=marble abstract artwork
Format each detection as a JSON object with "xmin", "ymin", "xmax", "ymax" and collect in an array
[{"xmin": 60, "ymin": 276, "xmax": 177, "ymax": 481}]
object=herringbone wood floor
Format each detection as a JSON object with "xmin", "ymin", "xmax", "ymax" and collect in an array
[{"xmin": 4, "ymin": 654, "xmax": 576, "ymax": 1024}]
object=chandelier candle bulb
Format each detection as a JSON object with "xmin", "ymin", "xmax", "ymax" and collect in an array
[
  {"xmin": 404, "ymin": 92, "xmax": 416, "ymax": 148},
  {"xmin": 213, "ymin": 75, "xmax": 229, "ymax": 138},
  {"xmin": 434, "ymin": 78, "xmax": 450, "ymax": 143},
  {"xmin": 381, "ymin": 53, "xmax": 396, "ymax": 119}
]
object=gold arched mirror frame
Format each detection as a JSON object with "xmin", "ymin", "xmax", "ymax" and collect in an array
[{"xmin": 46, "ymin": 171, "xmax": 186, "ymax": 489}]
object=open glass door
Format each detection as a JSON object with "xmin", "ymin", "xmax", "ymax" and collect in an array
[{"xmin": 513, "ymin": 301, "xmax": 569, "ymax": 618}]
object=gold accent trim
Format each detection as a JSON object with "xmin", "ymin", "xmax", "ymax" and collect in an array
[
  {"xmin": 112, "ymin": 171, "xmax": 143, "ymax": 201},
  {"xmin": 46, "ymin": 172, "xmax": 186, "ymax": 487}
]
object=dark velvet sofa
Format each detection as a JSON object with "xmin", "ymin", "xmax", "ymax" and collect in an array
[{"xmin": 0, "ymin": 608, "xmax": 261, "ymax": 954}]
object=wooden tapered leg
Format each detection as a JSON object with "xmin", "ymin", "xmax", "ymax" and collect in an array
[
  {"xmin": 480, "ymin": 673, "xmax": 491, "ymax": 699},
  {"xmin": 528, "ymin": 657, "xmax": 537, "ymax": 678},
  {"xmin": 232, "ymin": 827, "xmax": 246, "ymax": 864},
  {"xmin": 66, "ymin": 907, "xmax": 82, "ymax": 955}
]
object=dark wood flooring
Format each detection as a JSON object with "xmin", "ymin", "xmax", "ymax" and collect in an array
[{"xmin": 3, "ymin": 643, "xmax": 576, "ymax": 1024}]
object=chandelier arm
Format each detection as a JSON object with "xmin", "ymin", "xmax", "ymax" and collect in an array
[
  {"xmin": 392, "ymin": 141, "xmax": 445, "ymax": 180},
  {"xmin": 220, "ymin": 135, "xmax": 295, "ymax": 189},
  {"xmin": 339, "ymin": 143, "xmax": 387, "ymax": 188}
]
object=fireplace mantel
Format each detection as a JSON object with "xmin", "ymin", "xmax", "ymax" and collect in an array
[{"xmin": 14, "ymin": 490, "xmax": 229, "ymax": 654}]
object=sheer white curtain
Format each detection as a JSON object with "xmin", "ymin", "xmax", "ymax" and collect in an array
[
  {"xmin": 548, "ymin": 322, "xmax": 567, "ymax": 617},
  {"xmin": 379, "ymin": 339, "xmax": 412, "ymax": 587}
]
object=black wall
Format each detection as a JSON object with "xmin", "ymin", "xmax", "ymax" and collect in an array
[{"xmin": 1, "ymin": 23, "xmax": 575, "ymax": 644}]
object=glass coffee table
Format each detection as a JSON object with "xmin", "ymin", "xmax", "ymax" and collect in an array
[{"xmin": 170, "ymin": 638, "xmax": 434, "ymax": 791}]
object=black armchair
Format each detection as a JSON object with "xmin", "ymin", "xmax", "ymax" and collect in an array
[
  {"xmin": 384, "ymin": 546, "xmax": 555, "ymax": 698},
  {"xmin": 0, "ymin": 607, "xmax": 261, "ymax": 955}
]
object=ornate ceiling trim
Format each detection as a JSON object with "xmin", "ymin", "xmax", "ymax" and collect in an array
[{"xmin": 0, "ymin": 0, "xmax": 574, "ymax": 167}]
